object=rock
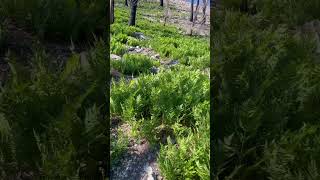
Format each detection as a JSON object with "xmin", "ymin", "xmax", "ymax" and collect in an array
[
  {"xmin": 150, "ymin": 66, "xmax": 159, "ymax": 74},
  {"xmin": 167, "ymin": 60, "xmax": 179, "ymax": 67},
  {"xmin": 111, "ymin": 54, "xmax": 121, "ymax": 61},
  {"xmin": 151, "ymin": 54, "xmax": 160, "ymax": 59},
  {"xmin": 128, "ymin": 46, "xmax": 136, "ymax": 51},
  {"xmin": 80, "ymin": 51, "xmax": 89, "ymax": 68},
  {"xmin": 132, "ymin": 32, "xmax": 148, "ymax": 40},
  {"xmin": 313, "ymin": 20, "xmax": 320, "ymax": 34},
  {"xmin": 146, "ymin": 166, "xmax": 153, "ymax": 175},
  {"xmin": 111, "ymin": 68, "xmax": 122, "ymax": 81},
  {"xmin": 143, "ymin": 166, "xmax": 154, "ymax": 180},
  {"xmin": 136, "ymin": 47, "xmax": 143, "ymax": 53},
  {"xmin": 21, "ymin": 171, "xmax": 33, "ymax": 180}
]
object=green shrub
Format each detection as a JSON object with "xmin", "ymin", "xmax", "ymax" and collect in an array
[
  {"xmin": 221, "ymin": 0, "xmax": 320, "ymax": 27},
  {"xmin": 256, "ymin": 0, "xmax": 320, "ymax": 27},
  {"xmin": 127, "ymin": 36, "xmax": 141, "ymax": 47},
  {"xmin": 263, "ymin": 124, "xmax": 320, "ymax": 180},
  {"xmin": 111, "ymin": 67, "xmax": 209, "ymax": 142},
  {"xmin": 158, "ymin": 101, "xmax": 210, "ymax": 180},
  {"xmin": 111, "ymin": 128, "xmax": 129, "ymax": 166},
  {"xmin": 111, "ymin": 54, "xmax": 159, "ymax": 76},
  {"xmin": 0, "ymin": 0, "xmax": 106, "ymax": 41},
  {"xmin": 111, "ymin": 40, "xmax": 127, "ymax": 55},
  {"xmin": 0, "ymin": 40, "xmax": 108, "ymax": 179},
  {"xmin": 151, "ymin": 37, "xmax": 209, "ymax": 68},
  {"xmin": 212, "ymin": 10, "xmax": 320, "ymax": 179},
  {"xmin": 113, "ymin": 33, "xmax": 129, "ymax": 44},
  {"xmin": 0, "ymin": 19, "xmax": 8, "ymax": 48},
  {"xmin": 111, "ymin": 3, "xmax": 210, "ymax": 180}
]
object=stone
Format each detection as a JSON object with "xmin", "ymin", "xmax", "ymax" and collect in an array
[
  {"xmin": 132, "ymin": 32, "xmax": 148, "ymax": 40},
  {"xmin": 136, "ymin": 48, "xmax": 143, "ymax": 53},
  {"xmin": 150, "ymin": 66, "xmax": 159, "ymax": 74},
  {"xmin": 167, "ymin": 60, "xmax": 179, "ymax": 66},
  {"xmin": 80, "ymin": 51, "xmax": 89, "ymax": 68},
  {"xmin": 146, "ymin": 166, "xmax": 153, "ymax": 175},
  {"xmin": 128, "ymin": 46, "xmax": 136, "ymax": 51},
  {"xmin": 144, "ymin": 166, "xmax": 154, "ymax": 180},
  {"xmin": 151, "ymin": 54, "xmax": 160, "ymax": 59},
  {"xmin": 110, "ymin": 69, "xmax": 122, "ymax": 80},
  {"xmin": 110, "ymin": 54, "xmax": 121, "ymax": 61},
  {"xmin": 313, "ymin": 20, "xmax": 320, "ymax": 34}
]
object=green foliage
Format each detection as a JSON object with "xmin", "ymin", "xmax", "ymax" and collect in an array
[
  {"xmin": 111, "ymin": 54, "xmax": 159, "ymax": 75},
  {"xmin": 0, "ymin": 17, "xmax": 8, "ymax": 49},
  {"xmin": 111, "ymin": 68, "xmax": 210, "ymax": 179},
  {"xmin": 158, "ymin": 102, "xmax": 210, "ymax": 180},
  {"xmin": 0, "ymin": 40, "xmax": 108, "ymax": 179},
  {"xmin": 127, "ymin": 36, "xmax": 141, "ymax": 47},
  {"xmin": 213, "ymin": 5, "xmax": 320, "ymax": 180},
  {"xmin": 220, "ymin": 0, "xmax": 254, "ymax": 10},
  {"xmin": 263, "ymin": 124, "xmax": 320, "ymax": 180},
  {"xmin": 151, "ymin": 37, "xmax": 209, "ymax": 67},
  {"xmin": 111, "ymin": 40, "xmax": 128, "ymax": 56},
  {"xmin": 110, "ymin": 33, "xmax": 144, "ymax": 55},
  {"xmin": 111, "ymin": 127, "xmax": 129, "ymax": 166},
  {"xmin": 0, "ymin": 0, "xmax": 106, "ymax": 41},
  {"xmin": 221, "ymin": 0, "xmax": 320, "ymax": 27},
  {"xmin": 111, "ymin": 2, "xmax": 210, "ymax": 179},
  {"xmin": 112, "ymin": 3, "xmax": 210, "ymax": 69},
  {"xmin": 256, "ymin": 0, "xmax": 320, "ymax": 27},
  {"xmin": 111, "ymin": 67, "xmax": 209, "ymax": 142}
]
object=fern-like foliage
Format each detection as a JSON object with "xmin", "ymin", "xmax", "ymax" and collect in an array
[
  {"xmin": 0, "ymin": 0, "xmax": 106, "ymax": 41},
  {"xmin": 212, "ymin": 4, "xmax": 320, "ymax": 179},
  {"xmin": 0, "ymin": 40, "xmax": 108, "ymax": 179}
]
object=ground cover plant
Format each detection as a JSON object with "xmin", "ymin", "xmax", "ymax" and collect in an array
[
  {"xmin": 111, "ymin": 54, "xmax": 160, "ymax": 75},
  {"xmin": 212, "ymin": 0, "xmax": 320, "ymax": 179},
  {"xmin": 0, "ymin": 16, "xmax": 8, "ymax": 50},
  {"xmin": 0, "ymin": 0, "xmax": 106, "ymax": 41},
  {"xmin": 0, "ymin": 40, "xmax": 108, "ymax": 179},
  {"xmin": 110, "ymin": 0, "xmax": 210, "ymax": 179},
  {"xmin": 111, "ymin": 3, "xmax": 210, "ymax": 68},
  {"xmin": 0, "ymin": 0, "xmax": 108, "ymax": 177}
]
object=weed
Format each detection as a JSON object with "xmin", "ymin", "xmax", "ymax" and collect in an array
[
  {"xmin": 111, "ymin": 54, "xmax": 159, "ymax": 76},
  {"xmin": 0, "ymin": 0, "xmax": 106, "ymax": 41},
  {"xmin": 0, "ymin": 40, "xmax": 108, "ymax": 179}
]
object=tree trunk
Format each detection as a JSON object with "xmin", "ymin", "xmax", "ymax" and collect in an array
[
  {"xmin": 160, "ymin": 0, "xmax": 164, "ymax": 6},
  {"xmin": 201, "ymin": 0, "xmax": 207, "ymax": 24},
  {"xmin": 240, "ymin": 0, "xmax": 248, "ymax": 12},
  {"xmin": 125, "ymin": 0, "xmax": 128, "ymax": 6},
  {"xmin": 129, "ymin": 4, "xmax": 137, "ymax": 26},
  {"xmin": 163, "ymin": 0, "xmax": 170, "ymax": 26},
  {"xmin": 190, "ymin": 0, "xmax": 194, "ymax": 22},
  {"xmin": 75, "ymin": 0, "xmax": 80, "ymax": 8},
  {"xmin": 194, "ymin": 0, "xmax": 200, "ymax": 22},
  {"xmin": 111, "ymin": 0, "xmax": 115, "ymax": 23}
]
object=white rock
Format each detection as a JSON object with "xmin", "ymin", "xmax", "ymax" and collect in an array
[
  {"xmin": 136, "ymin": 48, "xmax": 143, "ymax": 53},
  {"xmin": 128, "ymin": 46, "xmax": 135, "ymax": 51},
  {"xmin": 111, "ymin": 54, "xmax": 121, "ymax": 61},
  {"xmin": 151, "ymin": 54, "xmax": 160, "ymax": 59}
]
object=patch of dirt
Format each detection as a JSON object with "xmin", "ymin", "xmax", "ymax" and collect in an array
[
  {"xmin": 110, "ymin": 118, "xmax": 163, "ymax": 180},
  {"xmin": 162, "ymin": 0, "xmax": 210, "ymax": 36},
  {"xmin": 141, "ymin": 0, "xmax": 210, "ymax": 36}
]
